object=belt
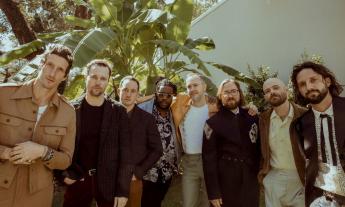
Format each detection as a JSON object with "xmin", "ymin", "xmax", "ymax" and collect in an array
[
  {"xmin": 87, "ymin": 168, "xmax": 96, "ymax": 176},
  {"xmin": 220, "ymin": 155, "xmax": 253, "ymax": 164}
]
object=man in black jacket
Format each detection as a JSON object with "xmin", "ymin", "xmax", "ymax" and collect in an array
[
  {"xmin": 59, "ymin": 59, "xmax": 132, "ymax": 207},
  {"xmin": 202, "ymin": 79, "xmax": 260, "ymax": 207},
  {"xmin": 117, "ymin": 76, "xmax": 162, "ymax": 207},
  {"xmin": 291, "ymin": 61, "xmax": 345, "ymax": 206}
]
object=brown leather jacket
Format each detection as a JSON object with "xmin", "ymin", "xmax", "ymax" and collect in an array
[
  {"xmin": 0, "ymin": 80, "xmax": 76, "ymax": 193},
  {"xmin": 258, "ymin": 102, "xmax": 306, "ymax": 185},
  {"xmin": 170, "ymin": 93, "xmax": 218, "ymax": 150}
]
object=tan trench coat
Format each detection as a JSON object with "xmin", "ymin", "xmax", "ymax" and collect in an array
[{"xmin": 0, "ymin": 80, "xmax": 76, "ymax": 207}]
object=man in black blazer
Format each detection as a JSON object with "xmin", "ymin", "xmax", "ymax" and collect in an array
[
  {"xmin": 291, "ymin": 61, "xmax": 345, "ymax": 206},
  {"xmin": 58, "ymin": 60, "xmax": 133, "ymax": 207},
  {"xmin": 202, "ymin": 79, "xmax": 260, "ymax": 207},
  {"xmin": 118, "ymin": 76, "xmax": 162, "ymax": 207}
]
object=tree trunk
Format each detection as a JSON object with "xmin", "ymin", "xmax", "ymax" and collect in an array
[
  {"xmin": 0, "ymin": 1, "xmax": 36, "ymax": 44},
  {"xmin": 0, "ymin": 0, "xmax": 42, "ymax": 59},
  {"xmin": 74, "ymin": 0, "xmax": 91, "ymax": 29}
]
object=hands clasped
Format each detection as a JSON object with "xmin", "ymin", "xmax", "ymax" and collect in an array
[{"xmin": 4, "ymin": 141, "xmax": 46, "ymax": 165}]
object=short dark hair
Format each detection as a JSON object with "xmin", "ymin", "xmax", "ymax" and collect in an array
[
  {"xmin": 86, "ymin": 59, "xmax": 112, "ymax": 78},
  {"xmin": 217, "ymin": 79, "xmax": 246, "ymax": 107},
  {"xmin": 119, "ymin": 76, "xmax": 140, "ymax": 91},
  {"xmin": 291, "ymin": 61, "xmax": 343, "ymax": 105},
  {"xmin": 42, "ymin": 45, "xmax": 73, "ymax": 77},
  {"xmin": 155, "ymin": 78, "xmax": 177, "ymax": 94}
]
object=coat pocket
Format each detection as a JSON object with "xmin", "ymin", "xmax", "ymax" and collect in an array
[
  {"xmin": 44, "ymin": 126, "xmax": 67, "ymax": 148},
  {"xmin": 0, "ymin": 113, "xmax": 22, "ymax": 126}
]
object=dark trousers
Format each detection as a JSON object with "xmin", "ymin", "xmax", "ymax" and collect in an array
[
  {"xmin": 141, "ymin": 179, "xmax": 171, "ymax": 207},
  {"xmin": 218, "ymin": 159, "xmax": 259, "ymax": 207},
  {"xmin": 63, "ymin": 175, "xmax": 113, "ymax": 207}
]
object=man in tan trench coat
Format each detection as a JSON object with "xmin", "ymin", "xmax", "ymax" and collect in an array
[{"xmin": 0, "ymin": 45, "xmax": 76, "ymax": 207}]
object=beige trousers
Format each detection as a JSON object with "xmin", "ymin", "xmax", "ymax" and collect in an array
[{"xmin": 263, "ymin": 168, "xmax": 305, "ymax": 207}]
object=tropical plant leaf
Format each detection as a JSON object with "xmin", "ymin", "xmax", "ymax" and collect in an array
[
  {"xmin": 184, "ymin": 37, "xmax": 215, "ymax": 51},
  {"xmin": 89, "ymin": 0, "xmax": 118, "ymax": 24},
  {"xmin": 0, "ymin": 40, "xmax": 45, "ymax": 66},
  {"xmin": 166, "ymin": 0, "xmax": 194, "ymax": 44},
  {"xmin": 150, "ymin": 39, "xmax": 211, "ymax": 76},
  {"xmin": 208, "ymin": 62, "xmax": 260, "ymax": 89},
  {"xmin": 64, "ymin": 74, "xmax": 85, "ymax": 100},
  {"xmin": 65, "ymin": 16, "xmax": 95, "ymax": 29},
  {"xmin": 72, "ymin": 27, "xmax": 118, "ymax": 67}
]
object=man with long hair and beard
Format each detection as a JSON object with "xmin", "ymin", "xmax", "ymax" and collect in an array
[
  {"xmin": 202, "ymin": 79, "xmax": 260, "ymax": 207},
  {"xmin": 291, "ymin": 61, "xmax": 345, "ymax": 206},
  {"xmin": 258, "ymin": 78, "xmax": 306, "ymax": 207}
]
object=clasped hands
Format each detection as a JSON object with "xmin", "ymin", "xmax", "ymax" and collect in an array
[{"xmin": 1, "ymin": 141, "xmax": 46, "ymax": 165}]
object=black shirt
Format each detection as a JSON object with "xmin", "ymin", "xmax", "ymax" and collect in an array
[{"xmin": 78, "ymin": 99, "xmax": 104, "ymax": 171}]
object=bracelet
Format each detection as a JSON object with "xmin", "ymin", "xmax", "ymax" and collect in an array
[{"xmin": 42, "ymin": 147, "xmax": 54, "ymax": 161}]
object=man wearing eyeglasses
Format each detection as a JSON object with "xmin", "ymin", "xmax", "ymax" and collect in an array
[
  {"xmin": 138, "ymin": 78, "xmax": 182, "ymax": 207},
  {"xmin": 202, "ymin": 79, "xmax": 260, "ymax": 207}
]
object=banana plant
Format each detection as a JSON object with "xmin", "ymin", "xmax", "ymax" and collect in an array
[{"xmin": 1, "ymin": 0, "xmax": 259, "ymax": 98}]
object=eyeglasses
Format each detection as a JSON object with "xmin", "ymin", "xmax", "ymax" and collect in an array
[
  {"xmin": 156, "ymin": 92, "xmax": 173, "ymax": 99},
  {"xmin": 222, "ymin": 89, "xmax": 239, "ymax": 96}
]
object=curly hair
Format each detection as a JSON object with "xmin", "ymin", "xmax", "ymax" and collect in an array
[
  {"xmin": 155, "ymin": 78, "xmax": 177, "ymax": 94},
  {"xmin": 291, "ymin": 61, "xmax": 343, "ymax": 105}
]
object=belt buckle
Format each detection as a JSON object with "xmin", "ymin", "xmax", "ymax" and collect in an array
[{"xmin": 88, "ymin": 169, "xmax": 96, "ymax": 176}]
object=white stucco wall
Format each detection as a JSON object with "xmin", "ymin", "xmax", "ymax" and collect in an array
[{"xmin": 189, "ymin": 0, "xmax": 345, "ymax": 88}]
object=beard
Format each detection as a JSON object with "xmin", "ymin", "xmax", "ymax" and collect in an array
[
  {"xmin": 269, "ymin": 93, "xmax": 287, "ymax": 107},
  {"xmin": 89, "ymin": 87, "xmax": 104, "ymax": 97},
  {"xmin": 305, "ymin": 87, "xmax": 328, "ymax": 104},
  {"xmin": 222, "ymin": 98, "xmax": 240, "ymax": 110}
]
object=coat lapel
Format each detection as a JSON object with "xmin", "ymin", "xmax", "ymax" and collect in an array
[
  {"xmin": 98, "ymin": 99, "xmax": 113, "ymax": 149},
  {"xmin": 333, "ymin": 97, "xmax": 345, "ymax": 149}
]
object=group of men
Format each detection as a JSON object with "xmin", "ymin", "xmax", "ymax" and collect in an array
[{"xmin": 0, "ymin": 45, "xmax": 345, "ymax": 207}]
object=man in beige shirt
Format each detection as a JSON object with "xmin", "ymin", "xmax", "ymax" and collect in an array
[{"xmin": 258, "ymin": 78, "xmax": 306, "ymax": 207}]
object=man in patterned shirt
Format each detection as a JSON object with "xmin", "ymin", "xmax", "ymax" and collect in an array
[{"xmin": 139, "ymin": 78, "xmax": 182, "ymax": 207}]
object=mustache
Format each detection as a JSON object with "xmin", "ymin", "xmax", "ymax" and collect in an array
[
  {"xmin": 270, "ymin": 94, "xmax": 280, "ymax": 99},
  {"xmin": 306, "ymin": 89, "xmax": 320, "ymax": 96}
]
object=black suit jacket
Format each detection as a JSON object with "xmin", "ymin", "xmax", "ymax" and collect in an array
[
  {"xmin": 295, "ymin": 96, "xmax": 345, "ymax": 206},
  {"xmin": 129, "ymin": 105, "xmax": 162, "ymax": 179},
  {"xmin": 57, "ymin": 95, "xmax": 133, "ymax": 201},
  {"xmin": 202, "ymin": 107, "xmax": 260, "ymax": 200}
]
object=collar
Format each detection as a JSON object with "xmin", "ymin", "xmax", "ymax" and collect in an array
[
  {"xmin": 270, "ymin": 103, "xmax": 294, "ymax": 120},
  {"xmin": 10, "ymin": 79, "xmax": 60, "ymax": 108},
  {"xmin": 312, "ymin": 104, "xmax": 334, "ymax": 118},
  {"xmin": 231, "ymin": 107, "xmax": 240, "ymax": 115}
]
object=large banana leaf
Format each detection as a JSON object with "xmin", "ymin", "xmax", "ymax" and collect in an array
[
  {"xmin": 166, "ymin": 0, "xmax": 194, "ymax": 44},
  {"xmin": 184, "ymin": 37, "xmax": 215, "ymax": 51},
  {"xmin": 0, "ymin": 40, "xmax": 45, "ymax": 66},
  {"xmin": 89, "ymin": 0, "xmax": 119, "ymax": 24},
  {"xmin": 72, "ymin": 27, "xmax": 118, "ymax": 67},
  {"xmin": 150, "ymin": 39, "xmax": 211, "ymax": 76},
  {"xmin": 65, "ymin": 16, "xmax": 96, "ymax": 29},
  {"xmin": 208, "ymin": 62, "xmax": 260, "ymax": 89}
]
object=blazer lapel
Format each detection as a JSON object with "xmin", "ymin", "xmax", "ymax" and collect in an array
[
  {"xmin": 333, "ymin": 97, "xmax": 345, "ymax": 148},
  {"xmin": 99, "ymin": 99, "xmax": 113, "ymax": 148}
]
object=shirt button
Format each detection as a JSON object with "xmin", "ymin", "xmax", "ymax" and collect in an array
[
  {"xmin": 33, "ymin": 110, "xmax": 37, "ymax": 114},
  {"xmin": 28, "ymin": 127, "xmax": 32, "ymax": 131},
  {"xmin": 6, "ymin": 119, "xmax": 10, "ymax": 123},
  {"xmin": 4, "ymin": 180, "xmax": 8, "ymax": 184},
  {"xmin": 55, "ymin": 130, "xmax": 59, "ymax": 133}
]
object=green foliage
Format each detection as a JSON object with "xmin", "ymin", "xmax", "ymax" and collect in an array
[
  {"xmin": 1, "ymin": 0, "xmax": 252, "ymax": 100},
  {"xmin": 245, "ymin": 65, "xmax": 278, "ymax": 112}
]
